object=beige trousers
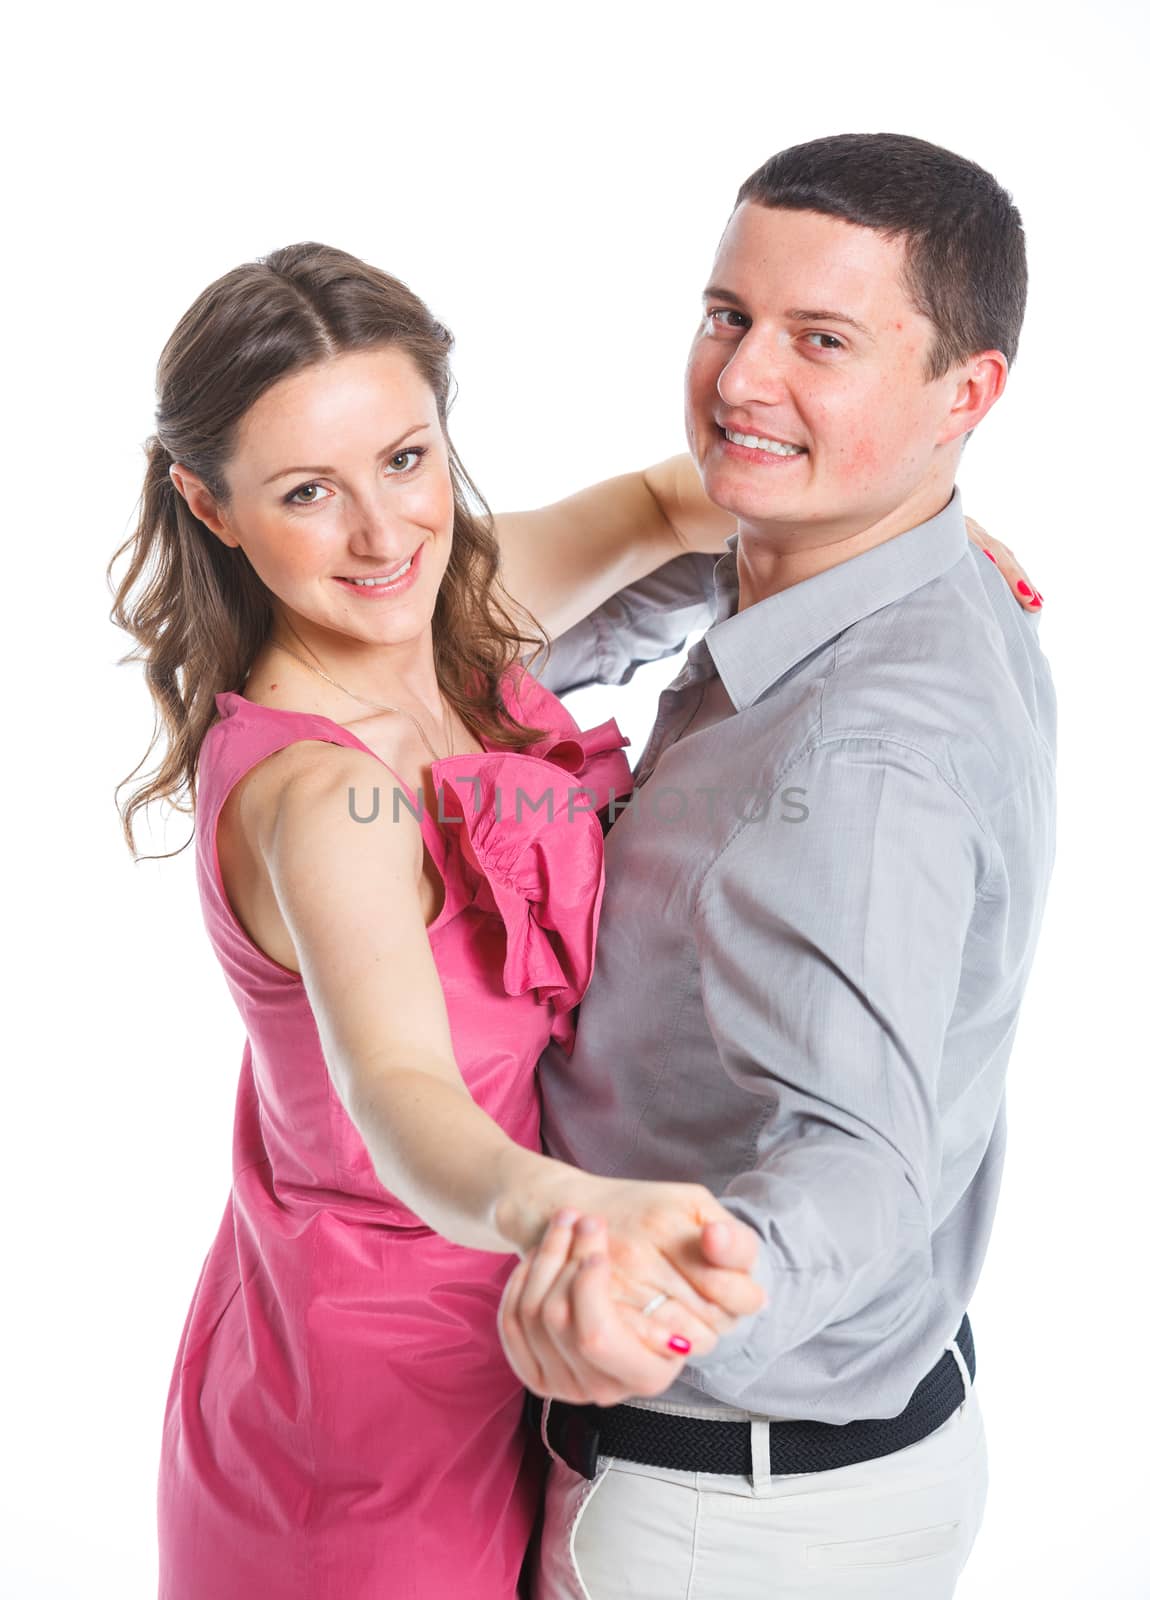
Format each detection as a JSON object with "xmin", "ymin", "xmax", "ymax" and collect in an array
[{"xmin": 531, "ymin": 1385, "xmax": 989, "ymax": 1599}]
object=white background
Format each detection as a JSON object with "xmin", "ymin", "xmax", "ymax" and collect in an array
[{"xmin": 4, "ymin": 1, "xmax": 1147, "ymax": 1595}]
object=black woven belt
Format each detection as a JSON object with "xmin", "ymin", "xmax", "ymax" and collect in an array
[{"xmin": 532, "ymin": 1314, "xmax": 974, "ymax": 1480}]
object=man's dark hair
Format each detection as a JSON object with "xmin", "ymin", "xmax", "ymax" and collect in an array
[{"xmin": 736, "ymin": 133, "xmax": 1027, "ymax": 380}]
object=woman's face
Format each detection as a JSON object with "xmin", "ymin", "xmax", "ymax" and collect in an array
[{"xmin": 176, "ymin": 345, "xmax": 456, "ymax": 652}]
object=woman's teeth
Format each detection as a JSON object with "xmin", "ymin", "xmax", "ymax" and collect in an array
[
  {"xmin": 345, "ymin": 557, "xmax": 413, "ymax": 587},
  {"xmin": 725, "ymin": 430, "xmax": 805, "ymax": 457}
]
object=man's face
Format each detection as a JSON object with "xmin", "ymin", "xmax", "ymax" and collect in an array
[{"xmin": 685, "ymin": 203, "xmax": 967, "ymax": 544}]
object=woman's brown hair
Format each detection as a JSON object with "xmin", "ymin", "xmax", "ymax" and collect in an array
[{"xmin": 109, "ymin": 242, "xmax": 549, "ymax": 858}]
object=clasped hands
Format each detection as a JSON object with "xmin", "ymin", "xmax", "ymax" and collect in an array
[{"xmin": 498, "ymin": 1179, "xmax": 766, "ymax": 1406}]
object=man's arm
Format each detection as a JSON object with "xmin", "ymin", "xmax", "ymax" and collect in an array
[
  {"xmin": 682, "ymin": 735, "xmax": 993, "ymax": 1405},
  {"xmin": 494, "ymin": 450, "xmax": 1041, "ymax": 697},
  {"xmin": 526, "ymin": 549, "xmax": 722, "ymax": 698},
  {"xmin": 497, "ymin": 481, "xmax": 1040, "ymax": 701}
]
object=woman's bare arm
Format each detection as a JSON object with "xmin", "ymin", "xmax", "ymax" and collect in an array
[
  {"xmin": 236, "ymin": 740, "xmax": 761, "ymax": 1310},
  {"xmin": 250, "ymin": 740, "xmax": 564, "ymax": 1252},
  {"xmin": 494, "ymin": 454, "xmax": 734, "ymax": 640}
]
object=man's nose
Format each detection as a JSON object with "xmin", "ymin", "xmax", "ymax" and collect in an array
[{"xmin": 717, "ymin": 330, "xmax": 788, "ymax": 409}]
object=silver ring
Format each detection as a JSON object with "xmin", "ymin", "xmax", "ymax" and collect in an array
[{"xmin": 640, "ymin": 1292, "xmax": 669, "ymax": 1318}]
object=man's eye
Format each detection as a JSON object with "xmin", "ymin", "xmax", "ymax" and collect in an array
[
  {"xmin": 806, "ymin": 332, "xmax": 845, "ymax": 351},
  {"xmin": 707, "ymin": 308, "xmax": 749, "ymax": 330}
]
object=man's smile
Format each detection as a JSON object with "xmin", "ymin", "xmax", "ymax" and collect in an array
[{"xmin": 719, "ymin": 425, "xmax": 808, "ymax": 463}]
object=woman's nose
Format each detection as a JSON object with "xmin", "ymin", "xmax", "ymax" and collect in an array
[{"xmin": 345, "ymin": 498, "xmax": 409, "ymax": 559}]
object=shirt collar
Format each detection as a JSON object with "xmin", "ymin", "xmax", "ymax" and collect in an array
[{"xmin": 700, "ymin": 487, "xmax": 970, "ymax": 711}]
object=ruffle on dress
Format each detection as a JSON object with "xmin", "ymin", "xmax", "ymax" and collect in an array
[{"xmin": 435, "ymin": 717, "xmax": 633, "ymax": 1052}]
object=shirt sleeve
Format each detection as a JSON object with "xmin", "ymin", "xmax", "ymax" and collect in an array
[
  {"xmin": 527, "ymin": 551, "xmax": 721, "ymax": 697},
  {"xmin": 683, "ymin": 734, "xmax": 994, "ymax": 1406}
]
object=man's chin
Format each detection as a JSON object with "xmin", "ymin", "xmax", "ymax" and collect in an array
[
  {"xmin": 699, "ymin": 448, "xmax": 803, "ymax": 512},
  {"xmin": 701, "ymin": 474, "xmax": 800, "ymax": 529}
]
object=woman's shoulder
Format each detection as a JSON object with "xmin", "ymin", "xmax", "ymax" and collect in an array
[
  {"xmin": 204, "ymin": 690, "xmax": 370, "ymax": 766},
  {"xmin": 199, "ymin": 690, "xmax": 402, "ymax": 821}
]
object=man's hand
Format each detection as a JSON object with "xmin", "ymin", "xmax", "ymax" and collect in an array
[
  {"xmin": 965, "ymin": 516, "xmax": 1043, "ymax": 610},
  {"xmin": 498, "ymin": 1206, "xmax": 764, "ymax": 1405}
]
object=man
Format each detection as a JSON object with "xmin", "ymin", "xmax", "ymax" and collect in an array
[{"xmin": 500, "ymin": 132, "xmax": 1057, "ymax": 1597}]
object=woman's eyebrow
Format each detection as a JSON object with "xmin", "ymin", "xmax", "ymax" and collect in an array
[{"xmin": 262, "ymin": 422, "xmax": 431, "ymax": 486}]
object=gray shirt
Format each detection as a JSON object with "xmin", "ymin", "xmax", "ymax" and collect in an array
[{"xmin": 532, "ymin": 489, "xmax": 1057, "ymax": 1423}]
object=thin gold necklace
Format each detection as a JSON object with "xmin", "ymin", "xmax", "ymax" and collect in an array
[{"xmin": 265, "ymin": 633, "xmax": 455, "ymax": 764}]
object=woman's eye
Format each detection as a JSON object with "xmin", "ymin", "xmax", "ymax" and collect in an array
[
  {"xmin": 284, "ymin": 481, "xmax": 333, "ymax": 506},
  {"xmin": 806, "ymin": 332, "xmax": 845, "ymax": 351},
  {"xmin": 386, "ymin": 447, "xmax": 426, "ymax": 474},
  {"xmin": 283, "ymin": 446, "xmax": 426, "ymax": 505}
]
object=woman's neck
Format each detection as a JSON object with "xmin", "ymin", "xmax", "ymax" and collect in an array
[{"xmin": 252, "ymin": 610, "xmax": 446, "ymax": 724}]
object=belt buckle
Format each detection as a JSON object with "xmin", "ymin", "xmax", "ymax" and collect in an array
[{"xmin": 548, "ymin": 1402, "xmax": 602, "ymax": 1480}]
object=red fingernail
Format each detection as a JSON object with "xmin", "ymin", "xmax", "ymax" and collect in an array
[
  {"xmin": 667, "ymin": 1335, "xmax": 692, "ymax": 1354},
  {"xmin": 1034, "ymin": 591, "xmax": 1044, "ymax": 605},
  {"xmin": 1017, "ymin": 580, "xmax": 1033, "ymax": 598},
  {"xmin": 983, "ymin": 548, "xmax": 997, "ymax": 564}
]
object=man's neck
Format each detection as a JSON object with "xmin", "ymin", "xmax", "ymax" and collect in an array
[{"xmin": 735, "ymin": 481, "xmax": 957, "ymax": 613}]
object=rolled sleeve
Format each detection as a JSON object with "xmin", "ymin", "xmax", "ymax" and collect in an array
[
  {"xmin": 529, "ymin": 551, "xmax": 720, "ymax": 696},
  {"xmin": 685, "ymin": 735, "xmax": 993, "ymax": 1405}
]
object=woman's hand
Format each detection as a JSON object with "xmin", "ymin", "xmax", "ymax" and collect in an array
[
  {"xmin": 965, "ymin": 516, "xmax": 1043, "ymax": 610},
  {"xmin": 497, "ymin": 1187, "xmax": 765, "ymax": 1404},
  {"xmin": 498, "ymin": 1213, "xmax": 689, "ymax": 1403},
  {"xmin": 565, "ymin": 1175, "xmax": 764, "ymax": 1329},
  {"xmin": 499, "ymin": 1212, "xmax": 713, "ymax": 1404}
]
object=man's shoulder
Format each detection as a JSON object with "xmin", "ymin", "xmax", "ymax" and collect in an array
[{"xmin": 818, "ymin": 550, "xmax": 1055, "ymax": 807}]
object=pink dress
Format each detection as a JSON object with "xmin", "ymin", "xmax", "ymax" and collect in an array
[{"xmin": 157, "ymin": 665, "xmax": 633, "ymax": 1600}]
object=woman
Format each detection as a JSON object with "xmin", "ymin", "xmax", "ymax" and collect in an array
[
  {"xmin": 112, "ymin": 242, "xmax": 1032, "ymax": 1599},
  {"xmin": 111, "ymin": 242, "xmax": 775, "ymax": 1600}
]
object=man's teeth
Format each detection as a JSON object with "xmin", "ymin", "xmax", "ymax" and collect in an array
[
  {"xmin": 725, "ymin": 430, "xmax": 805, "ymax": 457},
  {"xmin": 346, "ymin": 557, "xmax": 413, "ymax": 587}
]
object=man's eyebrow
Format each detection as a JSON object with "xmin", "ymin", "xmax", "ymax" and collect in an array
[
  {"xmin": 262, "ymin": 423, "xmax": 431, "ymax": 485},
  {"xmin": 785, "ymin": 307, "xmax": 874, "ymax": 338},
  {"xmin": 701, "ymin": 289, "xmax": 875, "ymax": 340},
  {"xmin": 702, "ymin": 284, "xmax": 745, "ymax": 305}
]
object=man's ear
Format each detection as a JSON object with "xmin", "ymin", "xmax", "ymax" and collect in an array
[
  {"xmin": 168, "ymin": 463, "xmax": 240, "ymax": 548},
  {"xmin": 936, "ymin": 351, "xmax": 1009, "ymax": 449}
]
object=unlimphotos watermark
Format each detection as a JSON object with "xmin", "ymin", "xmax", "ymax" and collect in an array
[{"xmin": 346, "ymin": 781, "xmax": 810, "ymax": 827}]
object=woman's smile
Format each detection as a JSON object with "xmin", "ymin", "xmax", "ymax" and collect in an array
[{"xmin": 332, "ymin": 541, "xmax": 425, "ymax": 599}]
